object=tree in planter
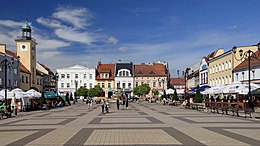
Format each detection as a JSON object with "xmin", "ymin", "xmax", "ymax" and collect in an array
[
  {"xmin": 194, "ymin": 85, "xmax": 203, "ymax": 103},
  {"xmin": 65, "ymin": 92, "xmax": 70, "ymax": 105},
  {"xmin": 173, "ymin": 89, "xmax": 179, "ymax": 101},
  {"xmin": 88, "ymin": 85, "xmax": 104, "ymax": 97},
  {"xmin": 77, "ymin": 86, "xmax": 89, "ymax": 100},
  {"xmin": 133, "ymin": 84, "xmax": 151, "ymax": 98},
  {"xmin": 39, "ymin": 92, "xmax": 46, "ymax": 108}
]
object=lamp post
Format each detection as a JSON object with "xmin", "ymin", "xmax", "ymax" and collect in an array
[
  {"xmin": 232, "ymin": 42, "xmax": 260, "ymax": 103},
  {"xmin": 158, "ymin": 78, "xmax": 165, "ymax": 98},
  {"xmin": 0, "ymin": 55, "xmax": 20, "ymax": 111},
  {"xmin": 183, "ymin": 68, "xmax": 191, "ymax": 100}
]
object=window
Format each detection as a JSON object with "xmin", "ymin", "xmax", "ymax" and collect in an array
[
  {"xmin": 229, "ymin": 60, "xmax": 232, "ymax": 69},
  {"xmin": 136, "ymin": 82, "xmax": 138, "ymax": 87},
  {"xmin": 153, "ymin": 82, "xmax": 156, "ymax": 87},
  {"xmin": 98, "ymin": 83, "xmax": 101, "ymax": 87},
  {"xmin": 61, "ymin": 83, "xmax": 64, "ymax": 87},
  {"xmin": 242, "ymin": 72, "xmax": 245, "ymax": 80},
  {"xmin": 14, "ymin": 80, "xmax": 17, "ymax": 86},
  {"xmin": 159, "ymin": 82, "xmax": 161, "ymax": 87},
  {"xmin": 122, "ymin": 83, "xmax": 126, "ymax": 88},
  {"xmin": 0, "ymin": 66, "xmax": 2, "ymax": 71},
  {"xmin": 102, "ymin": 83, "xmax": 105, "ymax": 88},
  {"xmin": 67, "ymin": 83, "xmax": 70, "ymax": 88},
  {"xmin": 222, "ymin": 63, "xmax": 224, "ymax": 71},
  {"xmin": 90, "ymin": 74, "xmax": 92, "ymax": 79},
  {"xmin": 216, "ymin": 65, "xmax": 218, "ymax": 72},
  {"xmin": 84, "ymin": 83, "xmax": 87, "ymax": 87},
  {"xmin": 108, "ymin": 83, "xmax": 111, "ymax": 88},
  {"xmin": 89, "ymin": 83, "xmax": 93, "ymax": 88},
  {"xmin": 128, "ymin": 83, "xmax": 131, "ymax": 88},
  {"xmin": 67, "ymin": 74, "xmax": 70, "ymax": 78},
  {"xmin": 61, "ymin": 74, "xmax": 65, "ymax": 78},
  {"xmin": 0, "ymin": 78, "xmax": 2, "ymax": 85},
  {"xmin": 22, "ymin": 76, "xmax": 24, "ymax": 83},
  {"xmin": 141, "ymin": 82, "xmax": 144, "ymax": 85},
  {"xmin": 225, "ymin": 61, "xmax": 228, "ymax": 70},
  {"xmin": 75, "ymin": 74, "xmax": 78, "ymax": 79},
  {"xmin": 84, "ymin": 74, "xmax": 87, "ymax": 79},
  {"xmin": 126, "ymin": 72, "xmax": 129, "ymax": 76},
  {"xmin": 236, "ymin": 73, "xmax": 238, "ymax": 81},
  {"xmin": 117, "ymin": 82, "xmax": 120, "ymax": 88},
  {"xmin": 26, "ymin": 76, "xmax": 28, "ymax": 83},
  {"xmin": 209, "ymin": 67, "xmax": 212, "ymax": 74}
]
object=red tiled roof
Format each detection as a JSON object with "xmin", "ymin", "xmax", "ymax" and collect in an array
[
  {"xmin": 134, "ymin": 64, "xmax": 167, "ymax": 77},
  {"xmin": 96, "ymin": 64, "xmax": 115, "ymax": 80},
  {"xmin": 170, "ymin": 78, "xmax": 185, "ymax": 85},
  {"xmin": 233, "ymin": 50, "xmax": 260, "ymax": 71}
]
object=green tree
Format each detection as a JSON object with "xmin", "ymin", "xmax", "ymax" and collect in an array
[
  {"xmin": 39, "ymin": 92, "xmax": 46, "ymax": 107},
  {"xmin": 77, "ymin": 86, "xmax": 88, "ymax": 97},
  {"xmin": 152, "ymin": 90, "xmax": 159, "ymax": 96},
  {"xmin": 88, "ymin": 85, "xmax": 104, "ymax": 97},
  {"xmin": 194, "ymin": 85, "xmax": 203, "ymax": 103},
  {"xmin": 133, "ymin": 84, "xmax": 151, "ymax": 97},
  {"xmin": 173, "ymin": 89, "xmax": 179, "ymax": 101}
]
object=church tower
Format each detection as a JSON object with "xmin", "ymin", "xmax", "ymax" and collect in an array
[{"xmin": 16, "ymin": 19, "xmax": 37, "ymax": 87}]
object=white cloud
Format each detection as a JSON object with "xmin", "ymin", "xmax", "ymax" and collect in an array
[
  {"xmin": 107, "ymin": 36, "xmax": 118, "ymax": 44},
  {"xmin": 228, "ymin": 25, "xmax": 238, "ymax": 30},
  {"xmin": 53, "ymin": 6, "xmax": 91, "ymax": 29},
  {"xmin": 118, "ymin": 46, "xmax": 127, "ymax": 52},
  {"xmin": 36, "ymin": 17, "xmax": 67, "ymax": 29},
  {"xmin": 0, "ymin": 20, "xmax": 21, "ymax": 28},
  {"xmin": 55, "ymin": 28, "xmax": 96, "ymax": 45}
]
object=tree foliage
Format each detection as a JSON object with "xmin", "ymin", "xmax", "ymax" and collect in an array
[
  {"xmin": 152, "ymin": 90, "xmax": 159, "ymax": 96},
  {"xmin": 173, "ymin": 89, "xmax": 179, "ymax": 101},
  {"xmin": 133, "ymin": 84, "xmax": 151, "ymax": 96},
  {"xmin": 88, "ymin": 85, "xmax": 104, "ymax": 97},
  {"xmin": 194, "ymin": 85, "xmax": 203, "ymax": 103},
  {"xmin": 76, "ymin": 86, "xmax": 88, "ymax": 97},
  {"xmin": 39, "ymin": 92, "xmax": 46, "ymax": 107}
]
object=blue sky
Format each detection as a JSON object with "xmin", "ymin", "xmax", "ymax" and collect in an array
[{"xmin": 1, "ymin": 0, "xmax": 260, "ymax": 77}]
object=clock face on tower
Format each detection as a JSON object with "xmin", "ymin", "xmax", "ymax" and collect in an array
[{"xmin": 20, "ymin": 44, "xmax": 28, "ymax": 51}]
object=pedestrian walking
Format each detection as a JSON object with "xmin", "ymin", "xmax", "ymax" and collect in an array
[
  {"xmin": 105, "ymin": 100, "xmax": 109, "ymax": 113},
  {"xmin": 116, "ymin": 98, "xmax": 120, "ymax": 110},
  {"xmin": 101, "ymin": 99, "xmax": 105, "ymax": 113},
  {"xmin": 126, "ymin": 97, "xmax": 129, "ymax": 110}
]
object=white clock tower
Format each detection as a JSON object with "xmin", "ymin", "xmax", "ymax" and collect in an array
[{"xmin": 16, "ymin": 19, "xmax": 37, "ymax": 87}]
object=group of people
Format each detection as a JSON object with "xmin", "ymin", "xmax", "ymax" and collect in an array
[
  {"xmin": 116, "ymin": 95, "xmax": 129, "ymax": 110},
  {"xmin": 101, "ymin": 99, "xmax": 109, "ymax": 113}
]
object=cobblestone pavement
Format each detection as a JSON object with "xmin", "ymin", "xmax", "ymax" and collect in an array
[{"xmin": 0, "ymin": 101, "xmax": 260, "ymax": 146}]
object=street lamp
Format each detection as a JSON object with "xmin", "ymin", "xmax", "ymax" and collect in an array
[
  {"xmin": 184, "ymin": 68, "xmax": 191, "ymax": 100},
  {"xmin": 0, "ymin": 55, "xmax": 20, "ymax": 111},
  {"xmin": 232, "ymin": 43, "xmax": 260, "ymax": 103},
  {"xmin": 158, "ymin": 78, "xmax": 166, "ymax": 98}
]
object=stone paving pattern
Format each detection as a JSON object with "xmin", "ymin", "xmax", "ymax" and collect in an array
[{"xmin": 0, "ymin": 101, "xmax": 260, "ymax": 146}]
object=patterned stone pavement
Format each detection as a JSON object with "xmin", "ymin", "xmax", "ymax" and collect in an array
[{"xmin": 0, "ymin": 101, "xmax": 260, "ymax": 146}]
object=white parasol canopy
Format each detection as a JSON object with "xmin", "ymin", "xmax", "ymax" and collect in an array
[
  {"xmin": 26, "ymin": 89, "xmax": 41, "ymax": 98},
  {"xmin": 166, "ymin": 89, "xmax": 175, "ymax": 95}
]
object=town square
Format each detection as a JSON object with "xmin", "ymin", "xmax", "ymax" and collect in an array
[{"xmin": 1, "ymin": 0, "xmax": 260, "ymax": 145}]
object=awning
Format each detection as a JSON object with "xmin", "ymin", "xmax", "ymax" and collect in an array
[
  {"xmin": 251, "ymin": 88, "xmax": 260, "ymax": 95},
  {"xmin": 44, "ymin": 91, "xmax": 57, "ymax": 99}
]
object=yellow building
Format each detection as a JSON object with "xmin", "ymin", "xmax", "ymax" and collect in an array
[
  {"xmin": 208, "ymin": 45, "xmax": 258, "ymax": 86},
  {"xmin": 96, "ymin": 62, "xmax": 115, "ymax": 98}
]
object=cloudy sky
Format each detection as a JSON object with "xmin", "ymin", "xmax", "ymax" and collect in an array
[{"xmin": 1, "ymin": 0, "xmax": 260, "ymax": 77}]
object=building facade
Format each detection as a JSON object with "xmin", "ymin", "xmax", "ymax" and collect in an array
[
  {"xmin": 208, "ymin": 45, "xmax": 258, "ymax": 86},
  {"xmin": 0, "ymin": 46, "xmax": 20, "ymax": 91},
  {"xmin": 233, "ymin": 50, "xmax": 260, "ymax": 85},
  {"xmin": 134, "ymin": 63, "xmax": 168, "ymax": 93},
  {"xmin": 56, "ymin": 65, "xmax": 96, "ymax": 98},
  {"xmin": 96, "ymin": 61, "xmax": 115, "ymax": 98},
  {"xmin": 114, "ymin": 62, "xmax": 134, "ymax": 97}
]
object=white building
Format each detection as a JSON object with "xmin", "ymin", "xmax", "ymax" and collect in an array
[
  {"xmin": 56, "ymin": 65, "xmax": 96, "ymax": 98},
  {"xmin": 114, "ymin": 62, "xmax": 134, "ymax": 97},
  {"xmin": 233, "ymin": 50, "xmax": 260, "ymax": 86}
]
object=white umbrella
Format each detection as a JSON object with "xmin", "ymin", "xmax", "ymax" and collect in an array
[
  {"xmin": 166, "ymin": 89, "xmax": 175, "ymax": 95},
  {"xmin": 26, "ymin": 89, "xmax": 41, "ymax": 98}
]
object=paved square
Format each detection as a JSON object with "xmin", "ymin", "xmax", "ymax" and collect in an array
[
  {"xmin": 85, "ymin": 129, "xmax": 181, "ymax": 145},
  {"xmin": 100, "ymin": 118, "xmax": 150, "ymax": 123}
]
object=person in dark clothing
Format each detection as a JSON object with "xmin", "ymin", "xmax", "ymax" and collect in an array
[
  {"xmin": 125, "ymin": 96, "xmax": 129, "ymax": 110},
  {"xmin": 116, "ymin": 98, "xmax": 120, "ymax": 110}
]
